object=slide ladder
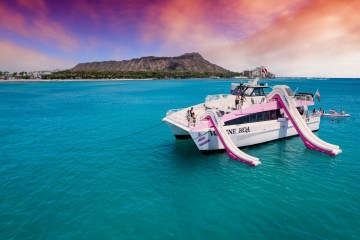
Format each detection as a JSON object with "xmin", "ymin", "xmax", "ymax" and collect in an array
[
  {"xmin": 267, "ymin": 86, "xmax": 342, "ymax": 155},
  {"xmin": 203, "ymin": 110, "xmax": 261, "ymax": 166}
]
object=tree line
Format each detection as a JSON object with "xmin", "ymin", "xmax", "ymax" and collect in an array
[
  {"xmin": 0, "ymin": 71, "xmax": 31, "ymax": 79},
  {"xmin": 41, "ymin": 70, "xmax": 241, "ymax": 80}
]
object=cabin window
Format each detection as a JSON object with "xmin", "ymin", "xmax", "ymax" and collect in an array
[
  {"xmin": 237, "ymin": 115, "xmax": 249, "ymax": 124},
  {"xmin": 242, "ymin": 116, "xmax": 250, "ymax": 124},
  {"xmin": 254, "ymin": 88, "xmax": 261, "ymax": 96},
  {"xmin": 224, "ymin": 109, "xmax": 281, "ymax": 126},
  {"xmin": 249, "ymin": 114, "xmax": 257, "ymax": 123},
  {"xmin": 231, "ymin": 85, "xmax": 248, "ymax": 95},
  {"xmin": 272, "ymin": 109, "xmax": 281, "ymax": 119},
  {"xmin": 256, "ymin": 112, "xmax": 264, "ymax": 122},
  {"xmin": 249, "ymin": 87, "xmax": 267, "ymax": 96},
  {"xmin": 263, "ymin": 111, "xmax": 270, "ymax": 121},
  {"xmin": 231, "ymin": 86, "xmax": 269, "ymax": 96},
  {"xmin": 270, "ymin": 110, "xmax": 277, "ymax": 120},
  {"xmin": 285, "ymin": 88, "xmax": 295, "ymax": 96}
]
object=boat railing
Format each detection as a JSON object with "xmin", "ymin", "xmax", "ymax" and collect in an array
[
  {"xmin": 205, "ymin": 94, "xmax": 231, "ymax": 111},
  {"xmin": 248, "ymin": 96, "xmax": 267, "ymax": 105},
  {"xmin": 205, "ymin": 94, "xmax": 229, "ymax": 103},
  {"xmin": 311, "ymin": 111, "xmax": 322, "ymax": 117},
  {"xmin": 295, "ymin": 94, "xmax": 314, "ymax": 102},
  {"xmin": 166, "ymin": 109, "xmax": 189, "ymax": 127},
  {"xmin": 166, "ymin": 108, "xmax": 206, "ymax": 128}
]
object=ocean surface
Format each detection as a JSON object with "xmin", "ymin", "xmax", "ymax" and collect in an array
[{"xmin": 0, "ymin": 78, "xmax": 359, "ymax": 240}]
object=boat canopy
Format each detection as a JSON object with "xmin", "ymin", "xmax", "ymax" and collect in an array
[{"xmin": 230, "ymin": 83, "xmax": 271, "ymax": 96}]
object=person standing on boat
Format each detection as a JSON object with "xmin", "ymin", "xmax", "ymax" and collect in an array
[
  {"xmin": 240, "ymin": 93, "xmax": 246, "ymax": 109},
  {"xmin": 191, "ymin": 111, "xmax": 197, "ymax": 127},
  {"xmin": 235, "ymin": 94, "xmax": 240, "ymax": 110},
  {"xmin": 187, "ymin": 107, "xmax": 194, "ymax": 127}
]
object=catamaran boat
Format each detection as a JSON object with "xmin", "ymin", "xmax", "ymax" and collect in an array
[{"xmin": 162, "ymin": 78, "xmax": 342, "ymax": 166}]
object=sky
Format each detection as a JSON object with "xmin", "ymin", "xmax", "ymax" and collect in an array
[{"xmin": 0, "ymin": 0, "xmax": 359, "ymax": 77}]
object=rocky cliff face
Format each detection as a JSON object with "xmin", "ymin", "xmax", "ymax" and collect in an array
[{"xmin": 70, "ymin": 52, "xmax": 231, "ymax": 73}]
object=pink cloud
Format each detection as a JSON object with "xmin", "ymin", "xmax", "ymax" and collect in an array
[
  {"xmin": 139, "ymin": 0, "xmax": 307, "ymax": 55},
  {"xmin": 140, "ymin": 0, "xmax": 304, "ymax": 40},
  {"xmin": 138, "ymin": 0, "xmax": 359, "ymax": 77},
  {"xmin": 140, "ymin": 0, "xmax": 223, "ymax": 55},
  {"xmin": 72, "ymin": 0, "xmax": 148, "ymax": 33},
  {"xmin": 0, "ymin": 40, "xmax": 75, "ymax": 71},
  {"xmin": 0, "ymin": 2, "xmax": 28, "ymax": 35},
  {"xmin": 0, "ymin": 1, "xmax": 77, "ymax": 51},
  {"xmin": 218, "ymin": 0, "xmax": 360, "ymax": 77},
  {"xmin": 207, "ymin": 0, "xmax": 307, "ymax": 37},
  {"xmin": 71, "ymin": 0, "xmax": 101, "ymax": 22},
  {"xmin": 17, "ymin": 0, "xmax": 48, "ymax": 15},
  {"xmin": 32, "ymin": 18, "xmax": 77, "ymax": 51}
]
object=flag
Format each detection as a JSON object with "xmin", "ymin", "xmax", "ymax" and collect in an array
[
  {"xmin": 261, "ymin": 68, "xmax": 268, "ymax": 74},
  {"xmin": 315, "ymin": 89, "xmax": 320, "ymax": 102}
]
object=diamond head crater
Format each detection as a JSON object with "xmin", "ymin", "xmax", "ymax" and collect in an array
[{"xmin": 41, "ymin": 52, "xmax": 272, "ymax": 80}]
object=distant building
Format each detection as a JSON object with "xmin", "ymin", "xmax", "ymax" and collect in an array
[
  {"xmin": 0, "ymin": 70, "xmax": 58, "ymax": 80},
  {"xmin": 243, "ymin": 70, "xmax": 252, "ymax": 78},
  {"xmin": 241, "ymin": 66, "xmax": 275, "ymax": 78}
]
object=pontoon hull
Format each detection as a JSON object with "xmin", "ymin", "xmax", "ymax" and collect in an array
[{"xmin": 189, "ymin": 117, "xmax": 320, "ymax": 151}]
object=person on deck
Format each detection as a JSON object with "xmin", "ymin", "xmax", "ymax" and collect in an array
[
  {"xmin": 240, "ymin": 93, "xmax": 246, "ymax": 109},
  {"xmin": 187, "ymin": 107, "xmax": 194, "ymax": 127},
  {"xmin": 235, "ymin": 94, "xmax": 240, "ymax": 110},
  {"xmin": 191, "ymin": 111, "xmax": 197, "ymax": 127}
]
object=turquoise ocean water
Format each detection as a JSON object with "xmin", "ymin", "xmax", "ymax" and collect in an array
[{"xmin": 0, "ymin": 78, "xmax": 359, "ymax": 239}]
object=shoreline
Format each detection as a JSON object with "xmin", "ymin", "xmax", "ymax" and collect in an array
[
  {"xmin": 0, "ymin": 77, "xmax": 247, "ymax": 83},
  {"xmin": 0, "ymin": 78, "xmax": 158, "ymax": 82},
  {"xmin": 2, "ymin": 77, "xmax": 346, "ymax": 83}
]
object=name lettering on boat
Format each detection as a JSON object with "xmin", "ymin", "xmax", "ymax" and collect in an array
[
  {"xmin": 209, "ymin": 126, "xmax": 250, "ymax": 136},
  {"xmin": 238, "ymin": 126, "xmax": 250, "ymax": 133},
  {"xmin": 226, "ymin": 129, "xmax": 236, "ymax": 135}
]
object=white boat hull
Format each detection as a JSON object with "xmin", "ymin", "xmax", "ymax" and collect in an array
[
  {"xmin": 164, "ymin": 120, "xmax": 191, "ymax": 139},
  {"xmin": 189, "ymin": 117, "xmax": 320, "ymax": 151}
]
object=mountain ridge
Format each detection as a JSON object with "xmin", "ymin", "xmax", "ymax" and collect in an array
[{"xmin": 69, "ymin": 52, "xmax": 232, "ymax": 73}]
